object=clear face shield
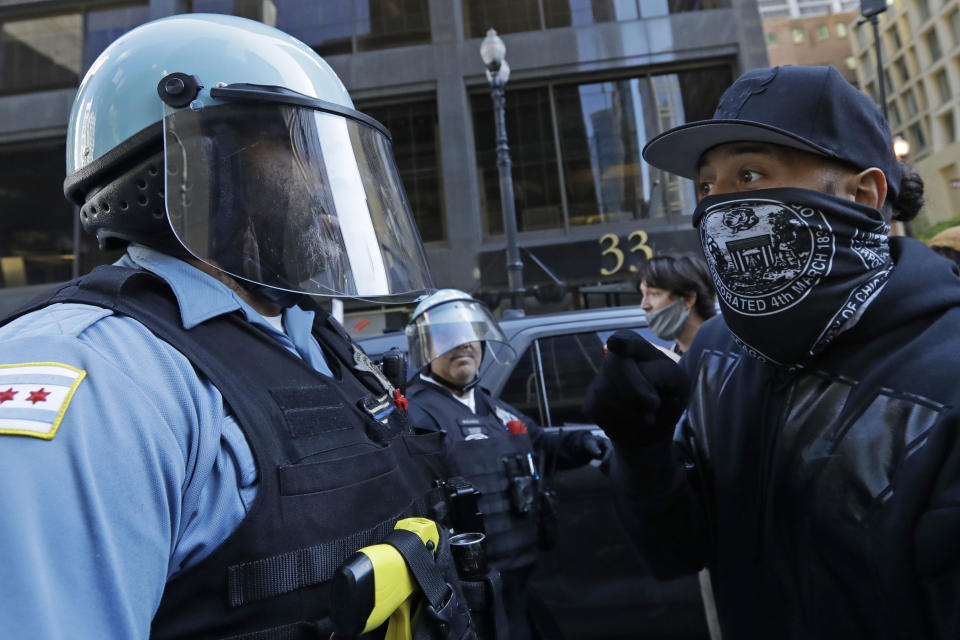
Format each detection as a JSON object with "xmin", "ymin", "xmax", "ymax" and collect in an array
[
  {"xmin": 406, "ymin": 299, "xmax": 516, "ymax": 372},
  {"xmin": 162, "ymin": 84, "xmax": 434, "ymax": 302}
]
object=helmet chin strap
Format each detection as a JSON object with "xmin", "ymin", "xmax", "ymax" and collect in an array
[{"xmin": 427, "ymin": 369, "xmax": 481, "ymax": 394}]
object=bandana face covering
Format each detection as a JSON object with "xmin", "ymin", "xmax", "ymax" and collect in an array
[
  {"xmin": 647, "ymin": 298, "xmax": 691, "ymax": 341},
  {"xmin": 694, "ymin": 187, "xmax": 892, "ymax": 368}
]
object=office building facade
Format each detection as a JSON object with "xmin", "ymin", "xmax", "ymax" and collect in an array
[
  {"xmin": 850, "ymin": 0, "xmax": 960, "ymax": 229},
  {"xmin": 0, "ymin": 0, "xmax": 768, "ymax": 314}
]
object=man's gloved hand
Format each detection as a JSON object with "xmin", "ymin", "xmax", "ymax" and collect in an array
[
  {"xmin": 565, "ymin": 430, "xmax": 611, "ymax": 467},
  {"xmin": 583, "ymin": 330, "xmax": 691, "ymax": 447}
]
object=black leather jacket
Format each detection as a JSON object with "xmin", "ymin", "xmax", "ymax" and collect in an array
[{"xmin": 619, "ymin": 238, "xmax": 960, "ymax": 639}]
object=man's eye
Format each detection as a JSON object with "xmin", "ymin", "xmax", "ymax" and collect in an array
[
  {"xmin": 698, "ymin": 182, "xmax": 713, "ymax": 196},
  {"xmin": 741, "ymin": 170, "xmax": 761, "ymax": 183}
]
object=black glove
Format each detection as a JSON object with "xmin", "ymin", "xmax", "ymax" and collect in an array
[
  {"xmin": 583, "ymin": 330, "xmax": 690, "ymax": 447},
  {"xmin": 563, "ymin": 430, "xmax": 612, "ymax": 467}
]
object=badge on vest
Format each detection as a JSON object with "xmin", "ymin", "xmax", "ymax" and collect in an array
[
  {"xmin": 0, "ymin": 362, "xmax": 87, "ymax": 440},
  {"xmin": 494, "ymin": 406, "xmax": 521, "ymax": 429},
  {"xmin": 457, "ymin": 417, "xmax": 488, "ymax": 440}
]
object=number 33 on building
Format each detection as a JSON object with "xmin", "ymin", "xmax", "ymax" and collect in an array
[{"xmin": 599, "ymin": 230, "xmax": 653, "ymax": 276}]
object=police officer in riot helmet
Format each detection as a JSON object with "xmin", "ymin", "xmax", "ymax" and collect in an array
[
  {"xmin": 0, "ymin": 14, "xmax": 472, "ymax": 639},
  {"xmin": 405, "ymin": 290, "xmax": 610, "ymax": 640}
]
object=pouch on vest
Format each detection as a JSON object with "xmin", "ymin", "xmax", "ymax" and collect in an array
[{"xmin": 502, "ymin": 454, "xmax": 538, "ymax": 516}]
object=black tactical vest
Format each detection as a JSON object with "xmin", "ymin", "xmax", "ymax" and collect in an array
[
  {"xmin": 5, "ymin": 266, "xmax": 443, "ymax": 640},
  {"xmin": 406, "ymin": 380, "xmax": 539, "ymax": 572}
]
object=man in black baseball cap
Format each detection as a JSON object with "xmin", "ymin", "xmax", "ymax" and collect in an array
[{"xmin": 584, "ymin": 65, "xmax": 960, "ymax": 639}]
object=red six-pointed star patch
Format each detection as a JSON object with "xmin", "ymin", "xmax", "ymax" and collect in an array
[
  {"xmin": 0, "ymin": 388, "xmax": 17, "ymax": 403},
  {"xmin": 26, "ymin": 388, "xmax": 51, "ymax": 404}
]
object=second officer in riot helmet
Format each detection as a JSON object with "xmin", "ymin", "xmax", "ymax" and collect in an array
[{"xmin": 405, "ymin": 289, "xmax": 609, "ymax": 640}]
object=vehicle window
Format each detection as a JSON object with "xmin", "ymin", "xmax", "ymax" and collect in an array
[
  {"xmin": 501, "ymin": 327, "xmax": 659, "ymax": 427},
  {"xmin": 536, "ymin": 332, "xmax": 606, "ymax": 426},
  {"xmin": 499, "ymin": 345, "xmax": 544, "ymax": 424}
]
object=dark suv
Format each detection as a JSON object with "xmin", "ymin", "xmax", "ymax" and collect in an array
[{"xmin": 359, "ymin": 306, "xmax": 709, "ymax": 640}]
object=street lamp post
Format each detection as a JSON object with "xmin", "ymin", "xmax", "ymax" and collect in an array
[
  {"xmin": 860, "ymin": 0, "xmax": 888, "ymax": 121},
  {"xmin": 480, "ymin": 28, "xmax": 525, "ymax": 311}
]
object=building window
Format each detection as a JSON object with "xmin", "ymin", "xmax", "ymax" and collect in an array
[
  {"xmin": 935, "ymin": 69, "xmax": 952, "ymax": 105},
  {"xmin": 472, "ymin": 87, "xmax": 563, "ymax": 234},
  {"xmin": 816, "ymin": 24, "xmax": 829, "ymax": 40},
  {"xmin": 792, "ymin": 27, "xmax": 806, "ymax": 44},
  {"xmin": 856, "ymin": 23, "xmax": 869, "ymax": 48},
  {"xmin": 0, "ymin": 14, "xmax": 82, "ymax": 95},
  {"xmin": 888, "ymin": 99, "xmax": 901, "ymax": 127},
  {"xmin": 894, "ymin": 57, "xmax": 910, "ymax": 84},
  {"xmin": 766, "ymin": 31, "xmax": 778, "ymax": 45},
  {"xmin": 359, "ymin": 98, "xmax": 445, "ymax": 242},
  {"xmin": 83, "ymin": 4, "xmax": 150, "ymax": 70},
  {"xmin": 909, "ymin": 121, "xmax": 926, "ymax": 150},
  {"xmin": 925, "ymin": 29, "xmax": 942, "ymax": 62},
  {"xmin": 950, "ymin": 10, "xmax": 960, "ymax": 47},
  {"xmin": 463, "ymin": 0, "xmax": 542, "ymax": 37},
  {"xmin": 355, "ymin": 0, "xmax": 431, "ymax": 51},
  {"xmin": 845, "ymin": 56, "xmax": 857, "ymax": 70},
  {"xmin": 940, "ymin": 112, "xmax": 957, "ymax": 143},
  {"xmin": 888, "ymin": 23, "xmax": 902, "ymax": 51},
  {"xmin": 0, "ymin": 5, "xmax": 147, "ymax": 96},
  {"xmin": 470, "ymin": 63, "xmax": 732, "ymax": 235},
  {"xmin": 917, "ymin": 0, "xmax": 931, "ymax": 23},
  {"xmin": 0, "ymin": 141, "xmax": 75, "ymax": 288},
  {"xmin": 904, "ymin": 88, "xmax": 919, "ymax": 117},
  {"xmin": 836, "ymin": 22, "xmax": 848, "ymax": 38},
  {"xmin": 274, "ymin": 0, "xmax": 431, "ymax": 56},
  {"xmin": 884, "ymin": 69, "xmax": 894, "ymax": 94}
]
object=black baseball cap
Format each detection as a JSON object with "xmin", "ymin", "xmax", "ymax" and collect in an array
[{"xmin": 642, "ymin": 65, "xmax": 903, "ymax": 199}]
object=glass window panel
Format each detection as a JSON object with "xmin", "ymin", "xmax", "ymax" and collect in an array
[
  {"xmin": 274, "ymin": 0, "xmax": 352, "ymax": 56},
  {"xmin": 816, "ymin": 24, "xmax": 829, "ymax": 40},
  {"xmin": 535, "ymin": 331, "xmax": 606, "ymax": 426},
  {"xmin": 355, "ymin": 0, "xmax": 431, "ymax": 51},
  {"xmin": 499, "ymin": 346, "xmax": 543, "ymax": 424},
  {"xmin": 544, "ymin": 0, "xmax": 637, "ymax": 28},
  {"xmin": 836, "ymin": 22, "xmax": 848, "ymax": 38},
  {"xmin": 664, "ymin": 0, "xmax": 730, "ymax": 13},
  {"xmin": 917, "ymin": 0, "xmax": 930, "ymax": 22},
  {"xmin": 462, "ymin": 0, "xmax": 542, "ymax": 39},
  {"xmin": 189, "ymin": 0, "xmax": 236, "ymax": 14},
  {"xmin": 904, "ymin": 88, "xmax": 918, "ymax": 117},
  {"xmin": 0, "ymin": 13, "xmax": 82, "ymax": 95},
  {"xmin": 0, "ymin": 141, "xmax": 75, "ymax": 287},
  {"xmin": 766, "ymin": 32, "xmax": 778, "ymax": 45},
  {"xmin": 793, "ymin": 27, "xmax": 806, "ymax": 44},
  {"xmin": 359, "ymin": 99, "xmax": 445, "ymax": 242},
  {"xmin": 909, "ymin": 121, "xmax": 926, "ymax": 149},
  {"xmin": 936, "ymin": 70, "xmax": 951, "ymax": 104},
  {"xmin": 925, "ymin": 29, "xmax": 941, "ymax": 62},
  {"xmin": 83, "ymin": 4, "xmax": 149, "ymax": 71},
  {"xmin": 888, "ymin": 23, "xmax": 901, "ymax": 50},
  {"xmin": 951, "ymin": 10, "xmax": 960, "ymax": 47},
  {"xmin": 895, "ymin": 57, "xmax": 909, "ymax": 84},
  {"xmin": 943, "ymin": 112, "xmax": 956, "ymax": 143},
  {"xmin": 471, "ymin": 87, "xmax": 563, "ymax": 234},
  {"xmin": 888, "ymin": 99, "xmax": 901, "ymax": 127}
]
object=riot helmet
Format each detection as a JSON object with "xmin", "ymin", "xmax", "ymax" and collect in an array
[
  {"xmin": 63, "ymin": 14, "xmax": 433, "ymax": 303},
  {"xmin": 405, "ymin": 289, "xmax": 515, "ymax": 376}
]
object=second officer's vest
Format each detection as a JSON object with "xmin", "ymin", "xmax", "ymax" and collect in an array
[
  {"xmin": 9, "ymin": 266, "xmax": 443, "ymax": 640},
  {"xmin": 406, "ymin": 379, "xmax": 539, "ymax": 573}
]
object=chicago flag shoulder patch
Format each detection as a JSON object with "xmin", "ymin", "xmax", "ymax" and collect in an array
[{"xmin": 0, "ymin": 363, "xmax": 87, "ymax": 440}]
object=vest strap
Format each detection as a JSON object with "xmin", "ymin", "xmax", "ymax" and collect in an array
[{"xmin": 227, "ymin": 511, "xmax": 408, "ymax": 607}]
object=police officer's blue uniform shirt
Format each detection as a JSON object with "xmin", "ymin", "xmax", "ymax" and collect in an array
[{"xmin": 0, "ymin": 245, "xmax": 333, "ymax": 639}]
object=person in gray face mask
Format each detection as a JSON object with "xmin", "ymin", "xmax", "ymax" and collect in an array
[{"xmin": 637, "ymin": 254, "xmax": 716, "ymax": 356}]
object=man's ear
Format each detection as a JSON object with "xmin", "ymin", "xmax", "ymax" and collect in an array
[
  {"xmin": 683, "ymin": 290, "xmax": 697, "ymax": 310},
  {"xmin": 850, "ymin": 167, "xmax": 887, "ymax": 210}
]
